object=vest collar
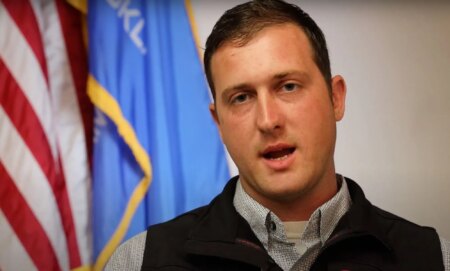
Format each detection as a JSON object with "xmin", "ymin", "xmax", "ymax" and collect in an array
[
  {"xmin": 325, "ymin": 178, "xmax": 393, "ymax": 253},
  {"xmin": 185, "ymin": 176, "xmax": 276, "ymax": 269}
]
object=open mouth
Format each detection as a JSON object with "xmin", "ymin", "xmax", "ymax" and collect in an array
[{"xmin": 262, "ymin": 147, "xmax": 295, "ymax": 160}]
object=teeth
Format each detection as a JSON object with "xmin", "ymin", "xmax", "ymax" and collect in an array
[
  {"xmin": 270, "ymin": 154, "xmax": 289, "ymax": 161},
  {"xmin": 263, "ymin": 147, "xmax": 295, "ymax": 160}
]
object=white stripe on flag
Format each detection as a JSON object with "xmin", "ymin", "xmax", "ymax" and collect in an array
[
  {"xmin": 29, "ymin": 0, "xmax": 46, "ymax": 36},
  {"xmin": 0, "ymin": 1, "xmax": 58, "ymax": 160},
  {"xmin": 0, "ymin": 210, "xmax": 38, "ymax": 271},
  {"xmin": 40, "ymin": 0, "xmax": 93, "ymax": 264},
  {"xmin": 0, "ymin": 107, "xmax": 70, "ymax": 271}
]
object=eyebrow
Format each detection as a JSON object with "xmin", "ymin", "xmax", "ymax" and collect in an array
[{"xmin": 273, "ymin": 71, "xmax": 309, "ymax": 80}]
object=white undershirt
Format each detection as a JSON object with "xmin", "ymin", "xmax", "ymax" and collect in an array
[{"xmin": 283, "ymin": 221, "xmax": 307, "ymax": 252}]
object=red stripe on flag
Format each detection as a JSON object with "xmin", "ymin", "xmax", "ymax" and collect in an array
[
  {"xmin": 0, "ymin": 58, "xmax": 59, "ymax": 191},
  {"xmin": 55, "ymin": 0, "xmax": 93, "ymax": 167},
  {"xmin": 2, "ymin": 0, "xmax": 49, "ymax": 84},
  {"xmin": 0, "ymin": 58, "xmax": 81, "ymax": 268},
  {"xmin": 55, "ymin": 156, "xmax": 83, "ymax": 268},
  {"xmin": 0, "ymin": 162, "xmax": 61, "ymax": 271},
  {"xmin": 0, "ymin": 59, "xmax": 53, "ymax": 175}
]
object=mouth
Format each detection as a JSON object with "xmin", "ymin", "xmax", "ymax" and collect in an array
[{"xmin": 261, "ymin": 145, "xmax": 296, "ymax": 161}]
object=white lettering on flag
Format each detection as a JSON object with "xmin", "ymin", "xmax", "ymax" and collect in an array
[{"xmin": 107, "ymin": 0, "xmax": 147, "ymax": 54}]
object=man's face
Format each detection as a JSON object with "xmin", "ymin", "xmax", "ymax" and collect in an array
[{"xmin": 210, "ymin": 23, "xmax": 346, "ymax": 209}]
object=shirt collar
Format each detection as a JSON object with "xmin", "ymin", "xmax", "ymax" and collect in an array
[
  {"xmin": 233, "ymin": 175, "xmax": 352, "ymax": 249},
  {"xmin": 311, "ymin": 176, "xmax": 352, "ymax": 244},
  {"xmin": 233, "ymin": 181, "xmax": 273, "ymax": 247}
]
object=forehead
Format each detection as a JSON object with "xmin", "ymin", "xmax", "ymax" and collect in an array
[
  {"xmin": 216, "ymin": 22, "xmax": 311, "ymax": 56},
  {"xmin": 210, "ymin": 23, "xmax": 317, "ymax": 92}
]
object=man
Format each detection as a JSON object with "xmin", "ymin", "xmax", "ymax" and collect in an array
[{"xmin": 106, "ymin": 1, "xmax": 449, "ymax": 270}]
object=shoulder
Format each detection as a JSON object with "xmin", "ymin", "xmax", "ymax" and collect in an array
[
  {"xmin": 367, "ymin": 205, "xmax": 445, "ymax": 269},
  {"xmin": 360, "ymin": 201, "xmax": 442, "ymax": 252},
  {"xmin": 371, "ymin": 205, "xmax": 437, "ymax": 233},
  {"xmin": 146, "ymin": 205, "xmax": 209, "ymax": 246},
  {"xmin": 440, "ymin": 237, "xmax": 450, "ymax": 271},
  {"xmin": 105, "ymin": 231, "xmax": 147, "ymax": 271},
  {"xmin": 141, "ymin": 205, "xmax": 220, "ymax": 269},
  {"xmin": 104, "ymin": 206, "xmax": 208, "ymax": 270},
  {"xmin": 346, "ymin": 178, "xmax": 440, "ymax": 238}
]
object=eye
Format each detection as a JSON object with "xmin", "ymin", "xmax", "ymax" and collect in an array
[
  {"xmin": 230, "ymin": 93, "xmax": 250, "ymax": 104},
  {"xmin": 282, "ymin": 83, "xmax": 298, "ymax": 92}
]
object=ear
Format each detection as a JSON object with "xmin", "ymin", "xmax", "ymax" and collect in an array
[
  {"xmin": 209, "ymin": 103, "xmax": 219, "ymax": 124},
  {"xmin": 331, "ymin": 75, "xmax": 346, "ymax": 121},
  {"xmin": 209, "ymin": 103, "xmax": 223, "ymax": 139}
]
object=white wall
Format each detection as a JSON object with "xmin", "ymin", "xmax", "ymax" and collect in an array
[{"xmin": 192, "ymin": 1, "xmax": 450, "ymax": 239}]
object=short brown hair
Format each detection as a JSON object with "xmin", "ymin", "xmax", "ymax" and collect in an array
[{"xmin": 204, "ymin": 0, "xmax": 332, "ymax": 100}]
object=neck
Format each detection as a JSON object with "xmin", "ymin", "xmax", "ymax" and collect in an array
[
  {"xmin": 253, "ymin": 171, "xmax": 338, "ymax": 221},
  {"xmin": 272, "ymin": 181, "xmax": 337, "ymax": 221}
]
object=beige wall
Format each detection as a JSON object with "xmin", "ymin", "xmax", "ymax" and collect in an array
[{"xmin": 192, "ymin": 0, "xmax": 450, "ymax": 239}]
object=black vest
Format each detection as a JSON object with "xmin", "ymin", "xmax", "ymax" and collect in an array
[{"xmin": 141, "ymin": 177, "xmax": 444, "ymax": 271}]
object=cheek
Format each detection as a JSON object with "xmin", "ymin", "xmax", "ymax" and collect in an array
[
  {"xmin": 218, "ymin": 117, "xmax": 237, "ymax": 139},
  {"xmin": 219, "ymin": 117, "xmax": 253, "ymax": 155},
  {"xmin": 294, "ymin": 98, "xmax": 336, "ymax": 144}
]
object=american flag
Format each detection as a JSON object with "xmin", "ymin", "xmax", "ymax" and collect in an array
[{"xmin": 0, "ymin": 0, "xmax": 92, "ymax": 270}]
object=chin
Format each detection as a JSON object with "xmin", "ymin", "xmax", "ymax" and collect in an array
[{"xmin": 262, "ymin": 182, "xmax": 312, "ymax": 202}]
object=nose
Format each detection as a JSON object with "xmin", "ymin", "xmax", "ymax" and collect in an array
[{"xmin": 256, "ymin": 93, "xmax": 284, "ymax": 135}]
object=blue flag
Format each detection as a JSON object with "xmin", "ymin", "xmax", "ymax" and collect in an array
[{"xmin": 87, "ymin": 0, "xmax": 229, "ymax": 269}]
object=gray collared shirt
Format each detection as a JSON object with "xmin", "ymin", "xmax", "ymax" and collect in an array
[{"xmin": 233, "ymin": 176, "xmax": 352, "ymax": 271}]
